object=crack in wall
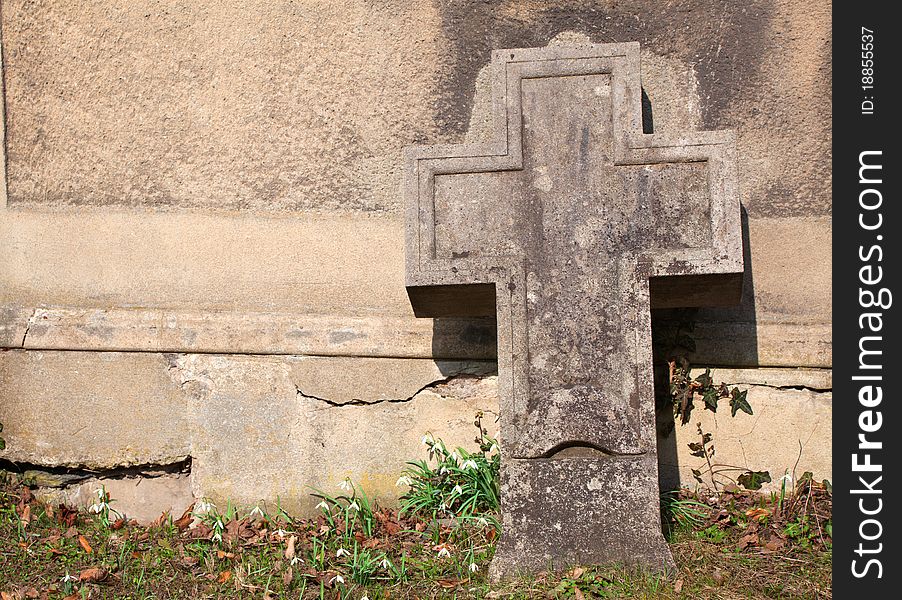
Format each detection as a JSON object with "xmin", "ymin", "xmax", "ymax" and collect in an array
[
  {"xmin": 294, "ymin": 373, "xmax": 484, "ymax": 407},
  {"xmin": 728, "ymin": 381, "xmax": 832, "ymax": 393},
  {"xmin": 0, "ymin": 457, "xmax": 192, "ymax": 488}
]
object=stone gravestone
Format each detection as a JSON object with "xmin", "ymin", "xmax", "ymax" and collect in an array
[{"xmin": 403, "ymin": 43, "xmax": 743, "ymax": 577}]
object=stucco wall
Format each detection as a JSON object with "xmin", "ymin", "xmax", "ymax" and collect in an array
[{"xmin": 0, "ymin": 0, "xmax": 831, "ymax": 517}]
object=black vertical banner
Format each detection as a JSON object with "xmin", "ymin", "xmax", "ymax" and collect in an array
[{"xmin": 834, "ymin": 1, "xmax": 901, "ymax": 597}]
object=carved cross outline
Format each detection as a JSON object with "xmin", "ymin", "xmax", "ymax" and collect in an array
[{"xmin": 404, "ymin": 42, "xmax": 743, "ymax": 459}]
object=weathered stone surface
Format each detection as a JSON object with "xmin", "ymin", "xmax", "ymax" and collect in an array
[
  {"xmin": 404, "ymin": 43, "xmax": 743, "ymax": 576},
  {"xmin": 35, "ymin": 474, "xmax": 193, "ymax": 525},
  {"xmin": 168, "ymin": 353, "xmax": 498, "ymax": 513},
  {"xmin": 660, "ymin": 384, "xmax": 832, "ymax": 492},
  {"xmin": 0, "ymin": 350, "xmax": 190, "ymax": 468}
]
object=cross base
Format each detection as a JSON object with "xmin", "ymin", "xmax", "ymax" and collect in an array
[{"xmin": 489, "ymin": 456, "xmax": 675, "ymax": 581}]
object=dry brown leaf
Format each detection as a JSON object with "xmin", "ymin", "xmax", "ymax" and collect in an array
[
  {"xmin": 174, "ymin": 503, "xmax": 195, "ymax": 531},
  {"xmin": 764, "ymin": 536, "xmax": 786, "ymax": 552},
  {"xmin": 567, "ymin": 567, "xmax": 584, "ymax": 579},
  {"xmin": 573, "ymin": 587, "xmax": 586, "ymax": 600},
  {"xmin": 61, "ymin": 595, "xmax": 79, "ymax": 600},
  {"xmin": 63, "ymin": 526, "xmax": 79, "ymax": 539},
  {"xmin": 217, "ymin": 570, "xmax": 232, "ymax": 583},
  {"xmin": 19, "ymin": 504, "xmax": 31, "ymax": 529},
  {"xmin": 285, "ymin": 535, "xmax": 297, "ymax": 561},
  {"xmin": 77, "ymin": 535, "xmax": 93, "ymax": 554},
  {"xmin": 110, "ymin": 518, "xmax": 127, "ymax": 531},
  {"xmin": 745, "ymin": 507, "xmax": 770, "ymax": 521},
  {"xmin": 738, "ymin": 532, "xmax": 759, "ymax": 550},
  {"xmin": 216, "ymin": 550, "xmax": 235, "ymax": 559},
  {"xmin": 437, "ymin": 578, "xmax": 461, "ymax": 589},
  {"xmin": 0, "ymin": 592, "xmax": 14, "ymax": 600},
  {"xmin": 282, "ymin": 567, "xmax": 293, "ymax": 586},
  {"xmin": 79, "ymin": 567, "xmax": 108, "ymax": 583},
  {"xmin": 23, "ymin": 589, "xmax": 39, "ymax": 599},
  {"xmin": 674, "ymin": 578, "xmax": 684, "ymax": 593}
]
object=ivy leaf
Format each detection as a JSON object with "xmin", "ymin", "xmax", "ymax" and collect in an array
[
  {"xmin": 703, "ymin": 388, "xmax": 719, "ymax": 411},
  {"xmin": 691, "ymin": 469, "xmax": 704, "ymax": 484},
  {"xmin": 737, "ymin": 470, "xmax": 772, "ymax": 490},
  {"xmin": 694, "ymin": 369, "xmax": 713, "ymax": 388},
  {"xmin": 687, "ymin": 442, "xmax": 706, "ymax": 458},
  {"xmin": 730, "ymin": 388, "xmax": 753, "ymax": 416}
]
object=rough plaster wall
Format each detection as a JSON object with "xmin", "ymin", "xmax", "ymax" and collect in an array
[
  {"xmin": 0, "ymin": 350, "xmax": 831, "ymax": 520},
  {"xmin": 4, "ymin": 0, "xmax": 830, "ymax": 218}
]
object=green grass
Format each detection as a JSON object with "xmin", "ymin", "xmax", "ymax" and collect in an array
[{"xmin": 0, "ymin": 475, "xmax": 831, "ymax": 599}]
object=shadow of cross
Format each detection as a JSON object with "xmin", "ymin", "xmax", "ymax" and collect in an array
[{"xmin": 404, "ymin": 43, "xmax": 743, "ymax": 578}]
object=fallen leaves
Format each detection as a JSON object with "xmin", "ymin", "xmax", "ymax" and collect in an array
[
  {"xmin": 79, "ymin": 567, "xmax": 109, "ymax": 583},
  {"xmin": 77, "ymin": 535, "xmax": 93, "ymax": 554}
]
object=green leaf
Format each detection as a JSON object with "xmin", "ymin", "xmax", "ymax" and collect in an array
[
  {"xmin": 737, "ymin": 470, "xmax": 771, "ymax": 490},
  {"xmin": 729, "ymin": 388, "xmax": 753, "ymax": 416},
  {"xmin": 0, "ymin": 438, "xmax": 5, "ymax": 451},
  {"xmin": 702, "ymin": 388, "xmax": 719, "ymax": 411},
  {"xmin": 694, "ymin": 369, "xmax": 712, "ymax": 388}
]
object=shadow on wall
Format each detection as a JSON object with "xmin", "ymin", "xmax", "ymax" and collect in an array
[{"xmin": 654, "ymin": 206, "xmax": 758, "ymax": 491}]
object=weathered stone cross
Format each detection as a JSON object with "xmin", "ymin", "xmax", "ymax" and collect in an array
[{"xmin": 404, "ymin": 43, "xmax": 743, "ymax": 578}]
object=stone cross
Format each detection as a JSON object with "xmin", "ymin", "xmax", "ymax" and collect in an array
[{"xmin": 403, "ymin": 43, "xmax": 743, "ymax": 578}]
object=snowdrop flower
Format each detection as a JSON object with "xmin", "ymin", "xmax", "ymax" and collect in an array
[
  {"xmin": 290, "ymin": 555, "xmax": 303, "ymax": 566},
  {"xmin": 61, "ymin": 573, "xmax": 78, "ymax": 583},
  {"xmin": 421, "ymin": 432, "xmax": 435, "ymax": 446},
  {"xmin": 396, "ymin": 475, "xmax": 413, "ymax": 487},
  {"xmin": 449, "ymin": 450, "xmax": 461, "ymax": 462},
  {"xmin": 461, "ymin": 459, "xmax": 478, "ymax": 471},
  {"xmin": 489, "ymin": 442, "xmax": 499, "ymax": 454},
  {"xmin": 330, "ymin": 574, "xmax": 345, "ymax": 585},
  {"xmin": 436, "ymin": 547, "xmax": 451, "ymax": 558},
  {"xmin": 439, "ymin": 466, "xmax": 449, "ymax": 475},
  {"xmin": 336, "ymin": 548, "xmax": 351, "ymax": 558},
  {"xmin": 469, "ymin": 563, "xmax": 479, "ymax": 573},
  {"xmin": 195, "ymin": 498, "xmax": 215, "ymax": 514},
  {"xmin": 348, "ymin": 501, "xmax": 360, "ymax": 511},
  {"xmin": 452, "ymin": 484, "xmax": 463, "ymax": 496},
  {"xmin": 249, "ymin": 505, "xmax": 265, "ymax": 518},
  {"xmin": 274, "ymin": 528, "xmax": 289, "ymax": 538},
  {"xmin": 477, "ymin": 517, "xmax": 488, "ymax": 527},
  {"xmin": 361, "ymin": 596, "xmax": 370, "ymax": 600},
  {"xmin": 338, "ymin": 478, "xmax": 353, "ymax": 491},
  {"xmin": 316, "ymin": 500, "xmax": 330, "ymax": 511},
  {"xmin": 439, "ymin": 502, "xmax": 448, "ymax": 512},
  {"xmin": 380, "ymin": 557, "xmax": 393, "ymax": 569},
  {"xmin": 779, "ymin": 473, "xmax": 793, "ymax": 486}
]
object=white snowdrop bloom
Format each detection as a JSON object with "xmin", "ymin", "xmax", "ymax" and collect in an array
[
  {"xmin": 89, "ymin": 503, "xmax": 104, "ymax": 514},
  {"xmin": 330, "ymin": 574, "xmax": 345, "ymax": 585},
  {"xmin": 396, "ymin": 475, "xmax": 413, "ymax": 487},
  {"xmin": 449, "ymin": 450, "xmax": 461, "ymax": 462},
  {"xmin": 195, "ymin": 499, "xmax": 215, "ymax": 514},
  {"xmin": 477, "ymin": 517, "xmax": 489, "ymax": 527},
  {"xmin": 452, "ymin": 485, "xmax": 463, "ymax": 495},
  {"xmin": 338, "ymin": 479, "xmax": 353, "ymax": 491},
  {"xmin": 381, "ymin": 558, "xmax": 393, "ymax": 569},
  {"xmin": 316, "ymin": 500, "xmax": 330, "ymax": 511},
  {"xmin": 348, "ymin": 501, "xmax": 360, "ymax": 511},
  {"xmin": 290, "ymin": 555, "xmax": 303, "ymax": 566},
  {"xmin": 489, "ymin": 442, "xmax": 499, "ymax": 454},
  {"xmin": 439, "ymin": 466, "xmax": 449, "ymax": 475},
  {"xmin": 461, "ymin": 459, "xmax": 478, "ymax": 471},
  {"xmin": 336, "ymin": 548, "xmax": 351, "ymax": 558},
  {"xmin": 61, "ymin": 573, "xmax": 78, "ymax": 583},
  {"xmin": 421, "ymin": 432, "xmax": 435, "ymax": 446},
  {"xmin": 249, "ymin": 505, "xmax": 265, "ymax": 518},
  {"xmin": 436, "ymin": 547, "xmax": 451, "ymax": 558},
  {"xmin": 361, "ymin": 596, "xmax": 370, "ymax": 600},
  {"xmin": 469, "ymin": 563, "xmax": 479, "ymax": 573},
  {"xmin": 274, "ymin": 528, "xmax": 289, "ymax": 538},
  {"xmin": 779, "ymin": 473, "xmax": 793, "ymax": 486}
]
